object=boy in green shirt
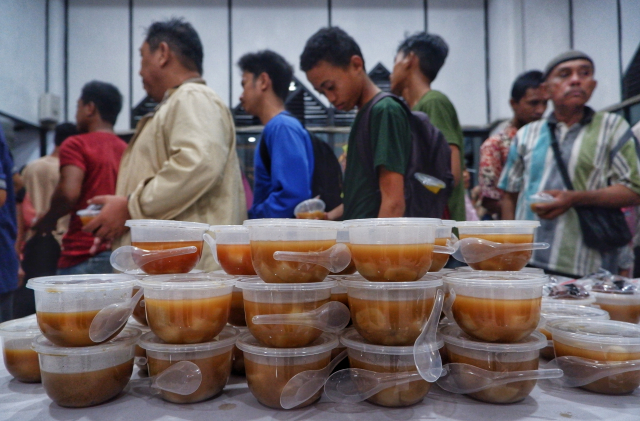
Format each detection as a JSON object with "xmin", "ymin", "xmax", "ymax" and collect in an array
[
  {"xmin": 390, "ymin": 32, "xmax": 466, "ymax": 221},
  {"xmin": 301, "ymin": 27, "xmax": 411, "ymax": 220}
]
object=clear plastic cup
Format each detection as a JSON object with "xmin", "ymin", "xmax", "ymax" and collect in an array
[
  {"xmin": 138, "ymin": 326, "xmax": 239, "ymax": 403},
  {"xmin": 547, "ymin": 319, "xmax": 640, "ymax": 394},
  {"xmin": 340, "ymin": 328, "xmax": 443, "ymax": 407},
  {"xmin": 344, "ymin": 218, "xmax": 438, "ymax": 282},
  {"xmin": 455, "ymin": 267, "xmax": 545, "ymax": 275},
  {"xmin": 236, "ymin": 278, "xmax": 334, "ymax": 348},
  {"xmin": 232, "ymin": 326, "xmax": 249, "ymax": 375},
  {"xmin": 341, "ymin": 275, "xmax": 442, "ymax": 346},
  {"xmin": 538, "ymin": 303, "xmax": 610, "ymax": 359},
  {"xmin": 244, "ymin": 219, "xmax": 342, "ymax": 283},
  {"xmin": 0, "ymin": 315, "xmax": 42, "ymax": 383},
  {"xmin": 32, "ymin": 327, "xmax": 141, "ymax": 408},
  {"xmin": 331, "ymin": 228, "xmax": 357, "ymax": 275},
  {"xmin": 431, "ymin": 220, "xmax": 456, "ymax": 272},
  {"xmin": 236, "ymin": 331, "xmax": 338, "ymax": 409},
  {"xmin": 76, "ymin": 209, "xmax": 101, "ymax": 227},
  {"xmin": 294, "ymin": 198, "xmax": 326, "ymax": 219},
  {"xmin": 591, "ymin": 291, "xmax": 640, "ymax": 324},
  {"xmin": 126, "ymin": 316, "xmax": 151, "ymax": 374},
  {"xmin": 455, "ymin": 221, "xmax": 540, "ymax": 271},
  {"xmin": 137, "ymin": 273, "xmax": 235, "ymax": 344},
  {"xmin": 443, "ymin": 271, "xmax": 547, "ymax": 342},
  {"xmin": 208, "ymin": 225, "xmax": 256, "ymax": 275},
  {"xmin": 126, "ymin": 219, "xmax": 209, "ymax": 274},
  {"xmin": 27, "ymin": 274, "xmax": 135, "ymax": 347},
  {"xmin": 440, "ymin": 324, "xmax": 546, "ymax": 403}
]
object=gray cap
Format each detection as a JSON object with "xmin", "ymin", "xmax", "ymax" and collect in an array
[{"xmin": 543, "ymin": 50, "xmax": 594, "ymax": 80}]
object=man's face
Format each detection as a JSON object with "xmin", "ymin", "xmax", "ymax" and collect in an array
[
  {"xmin": 545, "ymin": 59, "xmax": 597, "ymax": 109},
  {"xmin": 511, "ymin": 87, "xmax": 547, "ymax": 126},
  {"xmin": 75, "ymin": 98, "xmax": 89, "ymax": 133},
  {"xmin": 305, "ymin": 59, "xmax": 361, "ymax": 112},
  {"xmin": 239, "ymin": 72, "xmax": 260, "ymax": 116},
  {"xmin": 389, "ymin": 51, "xmax": 410, "ymax": 96},
  {"xmin": 139, "ymin": 41, "xmax": 164, "ymax": 102}
]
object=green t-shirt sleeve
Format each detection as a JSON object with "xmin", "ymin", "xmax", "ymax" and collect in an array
[
  {"xmin": 370, "ymin": 98, "xmax": 412, "ymax": 175},
  {"xmin": 417, "ymin": 95, "xmax": 464, "ymax": 149}
]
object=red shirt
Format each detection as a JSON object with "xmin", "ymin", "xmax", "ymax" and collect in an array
[{"xmin": 58, "ymin": 132, "xmax": 127, "ymax": 268}]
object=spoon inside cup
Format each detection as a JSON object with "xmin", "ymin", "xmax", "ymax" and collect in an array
[
  {"xmin": 436, "ymin": 363, "xmax": 563, "ymax": 394},
  {"xmin": 131, "ymin": 361, "xmax": 202, "ymax": 395},
  {"xmin": 450, "ymin": 238, "xmax": 549, "ymax": 264},
  {"xmin": 110, "ymin": 245, "xmax": 198, "ymax": 273},
  {"xmin": 273, "ymin": 243, "xmax": 352, "ymax": 272},
  {"xmin": 325, "ymin": 368, "xmax": 422, "ymax": 404},
  {"xmin": 89, "ymin": 287, "xmax": 145, "ymax": 343},
  {"xmin": 280, "ymin": 349, "xmax": 348, "ymax": 409},
  {"xmin": 251, "ymin": 301, "xmax": 350, "ymax": 334},
  {"xmin": 545, "ymin": 356, "xmax": 640, "ymax": 387},
  {"xmin": 414, "ymin": 289, "xmax": 444, "ymax": 382}
]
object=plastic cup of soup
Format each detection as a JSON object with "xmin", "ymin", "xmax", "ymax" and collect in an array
[
  {"xmin": 244, "ymin": 219, "xmax": 342, "ymax": 283},
  {"xmin": 548, "ymin": 319, "xmax": 640, "ymax": 394},
  {"xmin": 126, "ymin": 219, "xmax": 209, "ymax": 274},
  {"xmin": 294, "ymin": 198, "xmax": 326, "ymax": 220},
  {"xmin": 591, "ymin": 291, "xmax": 640, "ymax": 324},
  {"xmin": 330, "ymin": 228, "xmax": 357, "ymax": 275},
  {"xmin": 76, "ymin": 209, "xmax": 100, "ymax": 227},
  {"xmin": 139, "ymin": 326, "xmax": 238, "ymax": 403},
  {"xmin": 443, "ymin": 271, "xmax": 547, "ymax": 342},
  {"xmin": 27, "ymin": 274, "xmax": 135, "ymax": 347},
  {"xmin": 344, "ymin": 218, "xmax": 438, "ymax": 282},
  {"xmin": 208, "ymin": 225, "xmax": 256, "ymax": 275},
  {"xmin": 537, "ymin": 303, "xmax": 609, "ymax": 359},
  {"xmin": 236, "ymin": 332, "xmax": 338, "ymax": 409},
  {"xmin": 0, "ymin": 315, "xmax": 42, "ymax": 383},
  {"xmin": 237, "ymin": 278, "xmax": 334, "ymax": 348},
  {"xmin": 440, "ymin": 324, "xmax": 547, "ymax": 404},
  {"xmin": 340, "ymin": 328, "xmax": 442, "ymax": 407},
  {"xmin": 455, "ymin": 221, "xmax": 540, "ymax": 271},
  {"xmin": 430, "ymin": 220, "xmax": 457, "ymax": 272},
  {"xmin": 137, "ymin": 273, "xmax": 235, "ymax": 344},
  {"xmin": 32, "ymin": 327, "xmax": 141, "ymax": 408},
  {"xmin": 342, "ymin": 275, "xmax": 442, "ymax": 346}
]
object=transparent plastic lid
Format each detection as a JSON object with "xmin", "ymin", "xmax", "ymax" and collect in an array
[
  {"xmin": 76, "ymin": 209, "xmax": 100, "ymax": 217},
  {"xmin": 139, "ymin": 326, "xmax": 239, "ymax": 353},
  {"xmin": 547, "ymin": 319, "xmax": 640, "ymax": 346},
  {"xmin": 440, "ymin": 324, "xmax": 547, "ymax": 352},
  {"xmin": 440, "ymin": 219, "xmax": 457, "ymax": 227},
  {"xmin": 455, "ymin": 267, "xmax": 545, "ymax": 275},
  {"xmin": 455, "ymin": 221, "xmax": 540, "ymax": 228},
  {"xmin": 340, "ymin": 328, "xmax": 443, "ymax": 354},
  {"xmin": 235, "ymin": 277, "xmax": 336, "ymax": 291},
  {"xmin": 294, "ymin": 198, "xmax": 326, "ymax": 216},
  {"xmin": 243, "ymin": 219, "xmax": 341, "ymax": 229},
  {"xmin": 27, "ymin": 274, "xmax": 136, "ymax": 291},
  {"xmin": 443, "ymin": 271, "xmax": 548, "ymax": 287},
  {"xmin": 125, "ymin": 219, "xmax": 210, "ymax": 230},
  {"xmin": 0, "ymin": 315, "xmax": 41, "ymax": 338},
  {"xmin": 541, "ymin": 303, "xmax": 610, "ymax": 321},
  {"xmin": 336, "ymin": 229, "xmax": 350, "ymax": 243},
  {"xmin": 137, "ymin": 273, "xmax": 236, "ymax": 290},
  {"xmin": 343, "ymin": 217, "xmax": 442, "ymax": 227},
  {"xmin": 209, "ymin": 225, "xmax": 248, "ymax": 233},
  {"xmin": 32, "ymin": 327, "xmax": 141, "ymax": 355},
  {"xmin": 236, "ymin": 332, "xmax": 338, "ymax": 357},
  {"xmin": 338, "ymin": 274, "xmax": 442, "ymax": 290}
]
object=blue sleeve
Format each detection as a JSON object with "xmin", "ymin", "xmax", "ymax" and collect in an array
[
  {"xmin": 248, "ymin": 121, "xmax": 314, "ymax": 218},
  {"xmin": 0, "ymin": 131, "xmax": 8, "ymax": 191}
]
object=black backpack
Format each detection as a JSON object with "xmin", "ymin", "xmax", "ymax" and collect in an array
[
  {"xmin": 354, "ymin": 92, "xmax": 454, "ymax": 218},
  {"xmin": 259, "ymin": 128, "xmax": 343, "ymax": 213}
]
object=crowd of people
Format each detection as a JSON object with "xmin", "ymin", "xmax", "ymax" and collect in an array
[{"xmin": 1, "ymin": 17, "xmax": 640, "ymax": 322}]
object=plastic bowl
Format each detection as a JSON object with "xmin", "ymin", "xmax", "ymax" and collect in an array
[
  {"xmin": 440, "ymin": 324, "xmax": 547, "ymax": 403},
  {"xmin": 32, "ymin": 327, "xmax": 141, "ymax": 408},
  {"xmin": 294, "ymin": 198, "xmax": 326, "ymax": 220},
  {"xmin": 27, "ymin": 274, "xmax": 135, "ymax": 347},
  {"xmin": 137, "ymin": 273, "xmax": 235, "ymax": 344},
  {"xmin": 76, "ymin": 209, "xmax": 100, "ymax": 227},
  {"xmin": 443, "ymin": 271, "xmax": 547, "ymax": 342},
  {"xmin": 126, "ymin": 219, "xmax": 209, "ymax": 274},
  {"xmin": 591, "ymin": 291, "xmax": 640, "ymax": 324},
  {"xmin": 138, "ymin": 326, "xmax": 238, "ymax": 403},
  {"xmin": 236, "ymin": 278, "xmax": 334, "ymax": 348},
  {"xmin": 209, "ymin": 225, "xmax": 256, "ymax": 275},
  {"xmin": 537, "ymin": 303, "xmax": 609, "ymax": 359},
  {"xmin": 340, "ymin": 328, "xmax": 443, "ymax": 407},
  {"xmin": 344, "ymin": 218, "xmax": 438, "ymax": 282},
  {"xmin": 548, "ymin": 319, "xmax": 640, "ymax": 394},
  {"xmin": 455, "ymin": 221, "xmax": 540, "ymax": 271},
  {"xmin": 244, "ymin": 219, "xmax": 341, "ymax": 283},
  {"xmin": 430, "ymin": 220, "xmax": 457, "ymax": 272},
  {"xmin": 341, "ymin": 275, "xmax": 442, "ymax": 346},
  {"xmin": 237, "ymin": 332, "xmax": 337, "ymax": 409},
  {"xmin": 0, "ymin": 315, "xmax": 42, "ymax": 383}
]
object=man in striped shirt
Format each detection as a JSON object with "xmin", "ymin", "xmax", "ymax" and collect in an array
[{"xmin": 499, "ymin": 51, "xmax": 640, "ymax": 278}]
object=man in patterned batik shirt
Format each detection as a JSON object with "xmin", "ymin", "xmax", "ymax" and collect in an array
[{"xmin": 499, "ymin": 51, "xmax": 640, "ymax": 278}]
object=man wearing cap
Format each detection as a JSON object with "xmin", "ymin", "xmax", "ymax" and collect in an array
[{"xmin": 499, "ymin": 51, "xmax": 640, "ymax": 278}]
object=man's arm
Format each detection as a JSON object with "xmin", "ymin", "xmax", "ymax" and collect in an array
[
  {"xmin": 378, "ymin": 167, "xmax": 405, "ymax": 218},
  {"xmin": 501, "ymin": 191, "xmax": 519, "ymax": 220},
  {"xmin": 0, "ymin": 189, "xmax": 6, "ymax": 207},
  {"xmin": 450, "ymin": 145, "xmax": 461, "ymax": 187},
  {"xmin": 536, "ymin": 185, "xmax": 640, "ymax": 220},
  {"xmin": 32, "ymin": 165, "xmax": 83, "ymax": 233}
]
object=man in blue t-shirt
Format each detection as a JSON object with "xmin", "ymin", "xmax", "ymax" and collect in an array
[
  {"xmin": 238, "ymin": 50, "xmax": 314, "ymax": 219},
  {"xmin": 0, "ymin": 124, "xmax": 19, "ymax": 322}
]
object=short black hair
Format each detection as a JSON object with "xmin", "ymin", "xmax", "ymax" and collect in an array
[
  {"xmin": 511, "ymin": 70, "xmax": 544, "ymax": 102},
  {"xmin": 54, "ymin": 122, "xmax": 79, "ymax": 147},
  {"xmin": 238, "ymin": 50, "xmax": 293, "ymax": 102},
  {"xmin": 300, "ymin": 27, "xmax": 364, "ymax": 72},
  {"xmin": 397, "ymin": 32, "xmax": 448, "ymax": 82},
  {"xmin": 80, "ymin": 81, "xmax": 123, "ymax": 126},
  {"xmin": 146, "ymin": 18, "xmax": 203, "ymax": 75}
]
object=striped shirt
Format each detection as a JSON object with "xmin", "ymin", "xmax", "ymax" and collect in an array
[{"xmin": 498, "ymin": 107, "xmax": 640, "ymax": 276}]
